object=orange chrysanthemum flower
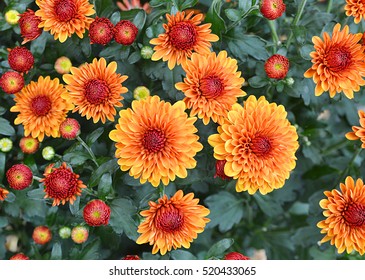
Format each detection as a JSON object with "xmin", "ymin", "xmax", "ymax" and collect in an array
[
  {"xmin": 63, "ymin": 58, "xmax": 128, "ymax": 123},
  {"xmin": 10, "ymin": 76, "xmax": 73, "ymax": 142},
  {"xmin": 345, "ymin": 0, "xmax": 365, "ymax": 24},
  {"xmin": 136, "ymin": 190, "xmax": 210, "ymax": 255},
  {"xmin": 208, "ymin": 95, "xmax": 299, "ymax": 195},
  {"xmin": 40, "ymin": 162, "xmax": 87, "ymax": 206},
  {"xmin": 35, "ymin": 0, "xmax": 95, "ymax": 43},
  {"xmin": 175, "ymin": 51, "xmax": 246, "ymax": 125},
  {"xmin": 109, "ymin": 95, "xmax": 203, "ymax": 187},
  {"xmin": 317, "ymin": 176, "xmax": 365, "ymax": 255},
  {"xmin": 304, "ymin": 23, "xmax": 365, "ymax": 99},
  {"xmin": 346, "ymin": 110, "xmax": 365, "ymax": 148},
  {"xmin": 150, "ymin": 11, "xmax": 219, "ymax": 70},
  {"xmin": 0, "ymin": 187, "xmax": 9, "ymax": 201}
]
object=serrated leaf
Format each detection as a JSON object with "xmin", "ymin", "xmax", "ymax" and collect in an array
[
  {"xmin": 89, "ymin": 159, "xmax": 118, "ymax": 187},
  {"xmin": 51, "ymin": 242, "xmax": 62, "ymax": 260},
  {"xmin": 227, "ymin": 33, "xmax": 269, "ymax": 61},
  {"xmin": 0, "ymin": 117, "xmax": 15, "ymax": 136},
  {"xmin": 225, "ymin": 9, "xmax": 244, "ymax": 22},
  {"xmin": 128, "ymin": 51, "xmax": 141, "ymax": 64},
  {"xmin": 205, "ymin": 191, "xmax": 244, "ymax": 232},
  {"xmin": 86, "ymin": 127, "xmax": 104, "ymax": 146},
  {"xmin": 248, "ymin": 76, "xmax": 269, "ymax": 88},
  {"xmin": 206, "ymin": 238, "xmax": 234, "ymax": 259},
  {"xmin": 254, "ymin": 193, "xmax": 284, "ymax": 218},
  {"xmin": 109, "ymin": 198, "xmax": 139, "ymax": 241},
  {"xmin": 27, "ymin": 188, "xmax": 45, "ymax": 200},
  {"xmin": 80, "ymin": 239, "xmax": 102, "ymax": 260}
]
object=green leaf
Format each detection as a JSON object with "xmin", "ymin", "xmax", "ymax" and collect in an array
[
  {"xmin": 132, "ymin": 10, "xmax": 147, "ymax": 30},
  {"xmin": 30, "ymin": 32, "xmax": 48, "ymax": 56},
  {"xmin": 180, "ymin": 0, "xmax": 199, "ymax": 11},
  {"xmin": 205, "ymin": 0, "xmax": 226, "ymax": 36},
  {"xmin": 27, "ymin": 188, "xmax": 45, "ymax": 200},
  {"xmin": 300, "ymin": 44, "xmax": 313, "ymax": 60},
  {"xmin": 289, "ymin": 202, "xmax": 309, "ymax": 216},
  {"xmin": 69, "ymin": 195, "xmax": 81, "ymax": 216},
  {"xmin": 149, "ymin": 0, "xmax": 169, "ymax": 7},
  {"xmin": 205, "ymin": 191, "xmax": 244, "ymax": 232},
  {"xmin": 227, "ymin": 32, "xmax": 269, "ymax": 61},
  {"xmin": 128, "ymin": 51, "xmax": 141, "ymax": 64},
  {"xmin": 302, "ymin": 145, "xmax": 322, "ymax": 164},
  {"xmin": 170, "ymin": 250, "xmax": 197, "ymax": 260},
  {"xmin": 50, "ymin": 242, "xmax": 62, "ymax": 260},
  {"xmin": 0, "ymin": 117, "xmax": 15, "ymax": 136},
  {"xmin": 303, "ymin": 165, "xmax": 338, "ymax": 180},
  {"xmin": 0, "ymin": 216, "xmax": 8, "ymax": 228},
  {"xmin": 0, "ymin": 153, "xmax": 5, "ymax": 182},
  {"xmin": 206, "ymin": 238, "xmax": 234, "ymax": 259},
  {"xmin": 89, "ymin": 159, "xmax": 118, "ymax": 187},
  {"xmin": 63, "ymin": 151, "xmax": 90, "ymax": 166},
  {"xmin": 98, "ymin": 173, "xmax": 113, "ymax": 198},
  {"xmin": 253, "ymin": 193, "xmax": 284, "ymax": 218},
  {"xmin": 79, "ymin": 239, "xmax": 102, "ymax": 260},
  {"xmin": 86, "ymin": 127, "xmax": 104, "ymax": 146},
  {"xmin": 225, "ymin": 9, "xmax": 244, "ymax": 22},
  {"xmin": 109, "ymin": 198, "xmax": 139, "ymax": 241},
  {"xmin": 248, "ymin": 76, "xmax": 269, "ymax": 88}
]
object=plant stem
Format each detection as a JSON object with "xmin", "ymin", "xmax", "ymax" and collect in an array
[
  {"xmin": 76, "ymin": 135, "xmax": 99, "ymax": 167},
  {"xmin": 333, "ymin": 146, "xmax": 362, "ymax": 188},
  {"xmin": 158, "ymin": 184, "xmax": 165, "ymax": 198},
  {"xmin": 286, "ymin": 0, "xmax": 308, "ymax": 51},
  {"xmin": 326, "ymin": 0, "xmax": 333, "ymax": 13},
  {"xmin": 268, "ymin": 20, "xmax": 279, "ymax": 53}
]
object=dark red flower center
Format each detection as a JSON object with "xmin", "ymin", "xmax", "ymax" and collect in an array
[
  {"xmin": 251, "ymin": 135, "xmax": 272, "ymax": 157},
  {"xmin": 85, "ymin": 79, "xmax": 110, "ymax": 105},
  {"xmin": 343, "ymin": 202, "xmax": 365, "ymax": 227},
  {"xmin": 169, "ymin": 22, "xmax": 197, "ymax": 50},
  {"xmin": 214, "ymin": 160, "xmax": 231, "ymax": 180},
  {"xmin": 45, "ymin": 169, "xmax": 78, "ymax": 199},
  {"xmin": 200, "ymin": 75, "xmax": 224, "ymax": 99},
  {"xmin": 31, "ymin": 95, "xmax": 52, "ymax": 116},
  {"xmin": 55, "ymin": 0, "xmax": 77, "ymax": 22},
  {"xmin": 156, "ymin": 206, "xmax": 184, "ymax": 233},
  {"xmin": 327, "ymin": 47, "xmax": 352, "ymax": 72},
  {"xmin": 142, "ymin": 129, "xmax": 166, "ymax": 153}
]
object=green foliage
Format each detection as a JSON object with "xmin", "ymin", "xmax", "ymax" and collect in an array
[{"xmin": 0, "ymin": 0, "xmax": 365, "ymax": 261}]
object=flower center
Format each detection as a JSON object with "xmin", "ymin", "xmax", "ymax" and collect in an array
[
  {"xmin": 251, "ymin": 135, "xmax": 272, "ymax": 157},
  {"xmin": 85, "ymin": 79, "xmax": 110, "ymax": 105},
  {"xmin": 200, "ymin": 75, "xmax": 224, "ymax": 99},
  {"xmin": 55, "ymin": 0, "xmax": 77, "ymax": 22},
  {"xmin": 142, "ymin": 129, "xmax": 166, "ymax": 153},
  {"xmin": 169, "ymin": 22, "xmax": 197, "ymax": 50},
  {"xmin": 327, "ymin": 47, "xmax": 352, "ymax": 72},
  {"xmin": 343, "ymin": 202, "xmax": 365, "ymax": 227},
  {"xmin": 46, "ymin": 169, "xmax": 78, "ymax": 199},
  {"xmin": 156, "ymin": 206, "xmax": 184, "ymax": 233},
  {"xmin": 31, "ymin": 95, "xmax": 52, "ymax": 116}
]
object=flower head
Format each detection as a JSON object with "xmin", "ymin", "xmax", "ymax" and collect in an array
[
  {"xmin": 63, "ymin": 57, "xmax": 128, "ymax": 123},
  {"xmin": 264, "ymin": 54, "xmax": 289, "ymax": 79},
  {"xmin": 59, "ymin": 118, "xmax": 80, "ymax": 140},
  {"xmin": 260, "ymin": 0, "xmax": 286, "ymax": 20},
  {"xmin": 89, "ymin": 17, "xmax": 114, "ymax": 45},
  {"xmin": 54, "ymin": 56, "xmax": 72, "ymax": 74},
  {"xmin": 121, "ymin": 255, "xmax": 141, "ymax": 260},
  {"xmin": 59, "ymin": 226, "xmax": 72, "ymax": 239},
  {"xmin": 18, "ymin": 9, "xmax": 42, "ymax": 44},
  {"xmin": 345, "ymin": 0, "xmax": 365, "ymax": 24},
  {"xmin": 208, "ymin": 95, "xmax": 299, "ymax": 195},
  {"xmin": 133, "ymin": 86, "xmax": 150, "ymax": 100},
  {"xmin": 346, "ymin": 110, "xmax": 365, "ymax": 148},
  {"xmin": 42, "ymin": 146, "xmax": 55, "ymax": 160},
  {"xmin": 83, "ymin": 199, "xmax": 111, "ymax": 226},
  {"xmin": 0, "ymin": 187, "xmax": 9, "ymax": 201},
  {"xmin": 71, "ymin": 226, "xmax": 89, "ymax": 244},
  {"xmin": 32, "ymin": 226, "xmax": 52, "ymax": 245},
  {"xmin": 35, "ymin": 0, "xmax": 95, "ymax": 43},
  {"xmin": 5, "ymin": 10, "xmax": 20, "ymax": 25},
  {"xmin": 10, "ymin": 76, "xmax": 73, "ymax": 141},
  {"xmin": 109, "ymin": 95, "xmax": 203, "ymax": 187},
  {"xmin": 175, "ymin": 51, "xmax": 246, "ymax": 125},
  {"xmin": 150, "ymin": 11, "xmax": 219, "ymax": 69},
  {"xmin": 6, "ymin": 164, "xmax": 33, "ymax": 190},
  {"xmin": 136, "ymin": 190, "xmax": 210, "ymax": 255},
  {"xmin": 317, "ymin": 176, "xmax": 365, "ymax": 255},
  {"xmin": 10, "ymin": 253, "xmax": 29, "ymax": 260},
  {"xmin": 40, "ymin": 162, "xmax": 87, "ymax": 206},
  {"xmin": 117, "ymin": 0, "xmax": 151, "ymax": 13},
  {"xmin": 113, "ymin": 20, "xmax": 138, "ymax": 45},
  {"xmin": 19, "ymin": 136, "xmax": 40, "ymax": 154},
  {"xmin": 140, "ymin": 46, "xmax": 154, "ymax": 59},
  {"xmin": 223, "ymin": 252, "xmax": 250, "ymax": 260},
  {"xmin": 304, "ymin": 23, "xmax": 365, "ymax": 99},
  {"xmin": 0, "ymin": 71, "xmax": 24, "ymax": 94},
  {"xmin": 8, "ymin": 46, "xmax": 34, "ymax": 73},
  {"xmin": 0, "ymin": 138, "xmax": 13, "ymax": 152}
]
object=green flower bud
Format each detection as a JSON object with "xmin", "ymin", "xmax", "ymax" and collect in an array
[{"xmin": 42, "ymin": 146, "xmax": 55, "ymax": 160}]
